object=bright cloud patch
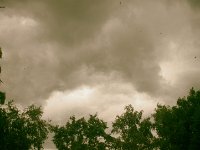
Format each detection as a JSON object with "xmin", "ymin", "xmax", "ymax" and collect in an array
[{"xmin": 43, "ymin": 83, "xmax": 160, "ymax": 125}]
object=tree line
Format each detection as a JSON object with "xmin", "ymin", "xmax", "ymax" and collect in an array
[{"xmin": 0, "ymin": 49, "xmax": 200, "ymax": 150}]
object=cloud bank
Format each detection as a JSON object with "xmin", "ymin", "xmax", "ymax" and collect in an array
[{"xmin": 0, "ymin": 0, "xmax": 200, "ymax": 126}]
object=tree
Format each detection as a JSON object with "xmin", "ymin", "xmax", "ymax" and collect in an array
[
  {"xmin": 153, "ymin": 88, "xmax": 200, "ymax": 150},
  {"xmin": 52, "ymin": 114, "xmax": 112, "ymax": 150},
  {"xmin": 111, "ymin": 105, "xmax": 154, "ymax": 150},
  {"xmin": 22, "ymin": 105, "xmax": 49, "ymax": 150},
  {"xmin": 0, "ymin": 101, "xmax": 49, "ymax": 150}
]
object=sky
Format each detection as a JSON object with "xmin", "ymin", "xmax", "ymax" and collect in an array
[{"xmin": 1, "ymin": 0, "xmax": 200, "ymax": 148}]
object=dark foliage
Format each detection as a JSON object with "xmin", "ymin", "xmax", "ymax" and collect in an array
[
  {"xmin": 112, "ymin": 105, "xmax": 154, "ymax": 150},
  {"xmin": 153, "ymin": 88, "xmax": 200, "ymax": 150},
  {"xmin": 0, "ymin": 101, "xmax": 49, "ymax": 150},
  {"xmin": 52, "ymin": 114, "xmax": 113, "ymax": 150}
]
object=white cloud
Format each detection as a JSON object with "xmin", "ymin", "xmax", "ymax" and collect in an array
[{"xmin": 43, "ymin": 80, "xmax": 160, "ymax": 125}]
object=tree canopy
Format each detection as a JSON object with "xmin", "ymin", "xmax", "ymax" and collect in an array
[
  {"xmin": 111, "ymin": 105, "xmax": 154, "ymax": 150},
  {"xmin": 153, "ymin": 88, "xmax": 200, "ymax": 150},
  {"xmin": 52, "ymin": 114, "xmax": 112, "ymax": 150},
  {"xmin": 0, "ymin": 101, "xmax": 49, "ymax": 150}
]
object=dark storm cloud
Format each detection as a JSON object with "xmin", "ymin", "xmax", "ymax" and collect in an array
[
  {"xmin": 1, "ymin": 0, "xmax": 200, "ymax": 106},
  {"xmin": 0, "ymin": 0, "xmax": 118, "ymax": 104},
  {"xmin": 4, "ymin": 0, "xmax": 118, "ymax": 44},
  {"xmin": 187, "ymin": 0, "xmax": 200, "ymax": 8}
]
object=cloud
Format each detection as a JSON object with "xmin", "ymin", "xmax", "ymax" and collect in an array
[
  {"xmin": 0, "ymin": 0, "xmax": 200, "ymax": 108},
  {"xmin": 42, "ymin": 81, "xmax": 160, "ymax": 125}
]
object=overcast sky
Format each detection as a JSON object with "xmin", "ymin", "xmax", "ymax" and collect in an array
[{"xmin": 1, "ymin": 0, "xmax": 200, "ymax": 148}]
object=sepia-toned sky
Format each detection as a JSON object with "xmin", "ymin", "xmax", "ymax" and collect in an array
[{"xmin": 1, "ymin": 0, "xmax": 200, "ymax": 148}]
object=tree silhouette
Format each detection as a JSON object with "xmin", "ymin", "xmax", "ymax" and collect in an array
[
  {"xmin": 52, "ymin": 114, "xmax": 112, "ymax": 150},
  {"xmin": 153, "ymin": 88, "xmax": 200, "ymax": 150},
  {"xmin": 0, "ymin": 101, "xmax": 49, "ymax": 150},
  {"xmin": 111, "ymin": 105, "xmax": 154, "ymax": 150}
]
